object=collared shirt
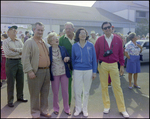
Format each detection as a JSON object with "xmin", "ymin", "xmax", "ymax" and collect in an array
[
  {"xmin": 64, "ymin": 33, "xmax": 75, "ymax": 45},
  {"xmin": 125, "ymin": 41, "xmax": 141, "ymax": 56},
  {"xmin": 2, "ymin": 37, "xmax": 24, "ymax": 58},
  {"xmin": 104, "ymin": 34, "xmax": 114, "ymax": 48},
  {"xmin": 89, "ymin": 37, "xmax": 97, "ymax": 45},
  {"xmin": 34, "ymin": 39, "xmax": 50, "ymax": 67}
]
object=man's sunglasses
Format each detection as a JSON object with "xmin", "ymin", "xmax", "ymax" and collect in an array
[{"xmin": 103, "ymin": 26, "xmax": 111, "ymax": 30}]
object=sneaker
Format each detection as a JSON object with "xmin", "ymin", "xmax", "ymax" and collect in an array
[
  {"xmin": 83, "ymin": 111, "xmax": 88, "ymax": 117},
  {"xmin": 74, "ymin": 111, "xmax": 81, "ymax": 116},
  {"xmin": 134, "ymin": 85, "xmax": 141, "ymax": 89},
  {"xmin": 103, "ymin": 108, "xmax": 110, "ymax": 114},
  {"xmin": 120, "ymin": 111, "xmax": 129, "ymax": 118}
]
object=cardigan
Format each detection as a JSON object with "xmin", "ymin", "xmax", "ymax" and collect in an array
[
  {"xmin": 49, "ymin": 45, "xmax": 71, "ymax": 81},
  {"xmin": 95, "ymin": 35, "xmax": 124, "ymax": 66}
]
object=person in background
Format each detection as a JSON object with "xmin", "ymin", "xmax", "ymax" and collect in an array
[
  {"xmin": 3, "ymin": 26, "xmax": 28, "ymax": 108},
  {"xmin": 20, "ymin": 34, "xmax": 25, "ymax": 43},
  {"xmin": 1, "ymin": 34, "xmax": 8, "ymax": 82},
  {"xmin": 43, "ymin": 32, "xmax": 51, "ymax": 47},
  {"xmin": 137, "ymin": 35, "xmax": 141, "ymax": 40},
  {"xmin": 126, "ymin": 31, "xmax": 131, "ymax": 44},
  {"xmin": 125, "ymin": 32, "xmax": 142, "ymax": 89},
  {"xmin": 22, "ymin": 22, "xmax": 51, "ymax": 118},
  {"xmin": 47, "ymin": 32, "xmax": 71, "ymax": 116},
  {"xmin": 141, "ymin": 34, "xmax": 146, "ymax": 40},
  {"xmin": 95, "ymin": 21, "xmax": 129, "ymax": 118},
  {"xmin": 89, "ymin": 30, "xmax": 97, "ymax": 45},
  {"xmin": 59, "ymin": 22, "xmax": 75, "ymax": 107},
  {"xmin": 72, "ymin": 27, "xmax": 97, "ymax": 117},
  {"xmin": 24, "ymin": 31, "xmax": 30, "ymax": 43}
]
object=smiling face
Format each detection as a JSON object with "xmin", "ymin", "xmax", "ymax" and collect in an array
[
  {"xmin": 33, "ymin": 24, "xmax": 44, "ymax": 38},
  {"xmin": 65, "ymin": 24, "xmax": 74, "ymax": 36},
  {"xmin": 50, "ymin": 35, "xmax": 59, "ymax": 46},
  {"xmin": 79, "ymin": 30, "xmax": 87, "ymax": 41},
  {"xmin": 102, "ymin": 23, "xmax": 112, "ymax": 36}
]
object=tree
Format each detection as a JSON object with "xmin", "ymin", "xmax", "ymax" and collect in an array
[{"xmin": 135, "ymin": 18, "xmax": 149, "ymax": 36}]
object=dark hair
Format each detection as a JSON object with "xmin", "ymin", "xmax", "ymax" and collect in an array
[
  {"xmin": 74, "ymin": 27, "xmax": 89, "ymax": 42},
  {"xmin": 25, "ymin": 31, "xmax": 29, "ymax": 35},
  {"xmin": 2, "ymin": 34, "xmax": 8, "ymax": 39},
  {"xmin": 101, "ymin": 21, "xmax": 112, "ymax": 29}
]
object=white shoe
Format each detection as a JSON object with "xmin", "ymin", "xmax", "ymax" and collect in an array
[
  {"xmin": 74, "ymin": 111, "xmax": 81, "ymax": 116},
  {"xmin": 83, "ymin": 111, "xmax": 88, "ymax": 117},
  {"xmin": 120, "ymin": 111, "xmax": 129, "ymax": 118},
  {"xmin": 103, "ymin": 108, "xmax": 110, "ymax": 114}
]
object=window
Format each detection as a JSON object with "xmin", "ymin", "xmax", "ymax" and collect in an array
[
  {"xmin": 136, "ymin": 11, "xmax": 146, "ymax": 17},
  {"xmin": 143, "ymin": 42, "xmax": 149, "ymax": 49}
]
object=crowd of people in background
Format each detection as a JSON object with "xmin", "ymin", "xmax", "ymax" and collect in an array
[{"xmin": 1, "ymin": 21, "xmax": 149, "ymax": 118}]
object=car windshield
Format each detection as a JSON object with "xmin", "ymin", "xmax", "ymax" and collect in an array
[{"xmin": 136, "ymin": 41, "xmax": 144, "ymax": 45}]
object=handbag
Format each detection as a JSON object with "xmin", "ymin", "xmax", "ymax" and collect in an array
[{"xmin": 139, "ymin": 54, "xmax": 143, "ymax": 61}]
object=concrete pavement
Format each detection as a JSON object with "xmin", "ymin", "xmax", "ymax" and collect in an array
[{"xmin": 1, "ymin": 62, "xmax": 149, "ymax": 118}]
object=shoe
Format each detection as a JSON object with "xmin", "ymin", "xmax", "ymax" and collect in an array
[
  {"xmin": 17, "ymin": 98, "xmax": 28, "ymax": 102},
  {"xmin": 64, "ymin": 111, "xmax": 71, "ymax": 116},
  {"xmin": 74, "ymin": 111, "xmax": 81, "ymax": 116},
  {"xmin": 120, "ymin": 111, "xmax": 129, "ymax": 118},
  {"xmin": 128, "ymin": 86, "xmax": 132, "ymax": 89},
  {"xmin": 8, "ymin": 103, "xmax": 14, "ymax": 107},
  {"xmin": 103, "ymin": 108, "xmax": 110, "ymax": 114},
  {"xmin": 134, "ymin": 85, "xmax": 141, "ymax": 89},
  {"xmin": 40, "ymin": 113, "xmax": 51, "ymax": 117},
  {"xmin": 53, "ymin": 111, "xmax": 59, "ymax": 115},
  {"xmin": 83, "ymin": 111, "xmax": 88, "ymax": 117}
]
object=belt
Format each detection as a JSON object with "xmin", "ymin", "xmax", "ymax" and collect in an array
[
  {"xmin": 38, "ymin": 67, "xmax": 49, "ymax": 69},
  {"xmin": 7, "ymin": 58, "xmax": 21, "ymax": 60}
]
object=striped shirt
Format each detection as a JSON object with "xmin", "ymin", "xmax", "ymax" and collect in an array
[{"xmin": 2, "ymin": 37, "xmax": 24, "ymax": 58}]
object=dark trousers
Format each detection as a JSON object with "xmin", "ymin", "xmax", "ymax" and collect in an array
[{"xmin": 6, "ymin": 59, "xmax": 24, "ymax": 103}]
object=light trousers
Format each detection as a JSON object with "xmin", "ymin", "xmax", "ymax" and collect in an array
[
  {"xmin": 98, "ymin": 62, "xmax": 126, "ymax": 112},
  {"xmin": 73, "ymin": 70, "xmax": 92, "ymax": 113},
  {"xmin": 51, "ymin": 74, "xmax": 70, "ymax": 113}
]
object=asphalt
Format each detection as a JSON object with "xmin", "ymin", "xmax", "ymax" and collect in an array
[{"xmin": 1, "ymin": 63, "xmax": 149, "ymax": 118}]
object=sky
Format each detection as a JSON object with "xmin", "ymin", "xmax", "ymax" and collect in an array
[{"xmin": 30, "ymin": 1, "xmax": 96, "ymax": 7}]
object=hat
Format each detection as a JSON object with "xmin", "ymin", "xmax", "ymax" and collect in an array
[
  {"xmin": 8, "ymin": 25, "xmax": 18, "ymax": 30},
  {"xmin": 90, "ymin": 31, "xmax": 95, "ymax": 34}
]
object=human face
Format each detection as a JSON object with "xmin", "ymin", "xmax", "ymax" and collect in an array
[
  {"xmin": 33, "ymin": 24, "xmax": 44, "ymax": 38},
  {"xmin": 102, "ymin": 23, "xmax": 112, "ymax": 36},
  {"xmin": 8, "ymin": 28, "xmax": 17, "ymax": 38},
  {"xmin": 91, "ymin": 33, "xmax": 96, "ymax": 38},
  {"xmin": 50, "ymin": 35, "xmax": 59, "ymax": 46},
  {"xmin": 79, "ymin": 30, "xmax": 86, "ymax": 41},
  {"xmin": 65, "ymin": 24, "xmax": 74, "ymax": 36}
]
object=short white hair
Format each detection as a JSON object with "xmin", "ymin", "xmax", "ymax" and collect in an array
[
  {"xmin": 47, "ymin": 32, "xmax": 57, "ymax": 44},
  {"xmin": 64, "ymin": 22, "xmax": 74, "ymax": 29}
]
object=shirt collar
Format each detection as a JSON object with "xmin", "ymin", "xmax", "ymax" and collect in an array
[
  {"xmin": 8, "ymin": 37, "xmax": 19, "ymax": 41},
  {"xmin": 104, "ymin": 34, "xmax": 114, "ymax": 40}
]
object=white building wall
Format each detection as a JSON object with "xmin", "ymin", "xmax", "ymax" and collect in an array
[
  {"xmin": 51, "ymin": 25, "xmax": 60, "ymax": 35},
  {"xmin": 123, "ymin": 28, "xmax": 130, "ymax": 35},
  {"xmin": 114, "ymin": 9, "xmax": 128, "ymax": 20},
  {"xmin": 129, "ymin": 10, "xmax": 135, "ymax": 22},
  {"xmin": 43, "ymin": 25, "xmax": 51, "ymax": 38}
]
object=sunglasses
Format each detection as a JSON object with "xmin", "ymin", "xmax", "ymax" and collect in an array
[{"xmin": 103, "ymin": 26, "xmax": 111, "ymax": 30}]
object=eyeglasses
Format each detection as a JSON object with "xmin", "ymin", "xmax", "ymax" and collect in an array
[{"xmin": 103, "ymin": 26, "xmax": 111, "ymax": 30}]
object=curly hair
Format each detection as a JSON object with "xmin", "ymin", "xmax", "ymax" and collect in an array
[{"xmin": 74, "ymin": 27, "xmax": 89, "ymax": 42}]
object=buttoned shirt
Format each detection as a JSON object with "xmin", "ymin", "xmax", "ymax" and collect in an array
[
  {"xmin": 64, "ymin": 33, "xmax": 75, "ymax": 45},
  {"xmin": 104, "ymin": 34, "xmax": 114, "ymax": 48},
  {"xmin": 125, "ymin": 41, "xmax": 141, "ymax": 56},
  {"xmin": 2, "ymin": 37, "xmax": 24, "ymax": 58},
  {"xmin": 34, "ymin": 39, "xmax": 50, "ymax": 67},
  {"xmin": 89, "ymin": 37, "xmax": 97, "ymax": 45}
]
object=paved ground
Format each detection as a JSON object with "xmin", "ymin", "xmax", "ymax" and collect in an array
[{"xmin": 1, "ymin": 62, "xmax": 149, "ymax": 118}]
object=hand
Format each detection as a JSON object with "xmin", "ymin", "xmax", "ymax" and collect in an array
[
  {"xmin": 127, "ymin": 56, "xmax": 130, "ymax": 59},
  {"xmin": 92, "ymin": 73, "xmax": 96, "ymax": 80},
  {"xmin": 64, "ymin": 57, "xmax": 70, "ymax": 62},
  {"xmin": 28, "ymin": 71, "xmax": 36, "ymax": 79},
  {"xmin": 119, "ymin": 66, "xmax": 124, "ymax": 76},
  {"xmin": 10, "ymin": 48, "xmax": 17, "ymax": 52},
  {"xmin": 137, "ymin": 44, "xmax": 142, "ymax": 48}
]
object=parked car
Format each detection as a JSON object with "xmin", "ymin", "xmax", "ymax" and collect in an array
[{"xmin": 124, "ymin": 39, "xmax": 149, "ymax": 67}]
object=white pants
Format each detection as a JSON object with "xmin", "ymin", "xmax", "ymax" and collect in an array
[{"xmin": 73, "ymin": 70, "xmax": 92, "ymax": 113}]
